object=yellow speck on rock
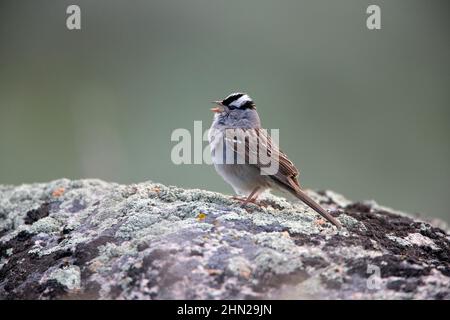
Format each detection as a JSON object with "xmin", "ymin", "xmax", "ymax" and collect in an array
[{"xmin": 197, "ymin": 212, "xmax": 207, "ymax": 221}]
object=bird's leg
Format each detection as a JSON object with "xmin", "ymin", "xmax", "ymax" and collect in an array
[
  {"xmin": 231, "ymin": 188, "xmax": 259, "ymax": 202},
  {"xmin": 242, "ymin": 187, "xmax": 261, "ymax": 206},
  {"xmin": 231, "ymin": 187, "xmax": 265, "ymax": 208}
]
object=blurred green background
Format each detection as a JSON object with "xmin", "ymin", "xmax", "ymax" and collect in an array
[{"xmin": 0, "ymin": 0, "xmax": 449, "ymax": 222}]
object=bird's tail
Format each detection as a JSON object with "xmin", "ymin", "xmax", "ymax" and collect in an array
[{"xmin": 293, "ymin": 188, "xmax": 341, "ymax": 228}]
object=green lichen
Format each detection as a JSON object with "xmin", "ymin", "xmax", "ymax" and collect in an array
[
  {"xmin": 227, "ymin": 256, "xmax": 252, "ymax": 278},
  {"xmin": 253, "ymin": 232, "xmax": 297, "ymax": 253},
  {"xmin": 254, "ymin": 248, "xmax": 303, "ymax": 276},
  {"xmin": 337, "ymin": 214, "xmax": 361, "ymax": 229},
  {"xmin": 387, "ymin": 233, "xmax": 439, "ymax": 250},
  {"xmin": 48, "ymin": 266, "xmax": 81, "ymax": 290},
  {"xmin": 29, "ymin": 217, "xmax": 62, "ymax": 234}
]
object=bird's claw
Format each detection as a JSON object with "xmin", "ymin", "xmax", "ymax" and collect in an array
[{"xmin": 230, "ymin": 196, "xmax": 268, "ymax": 208}]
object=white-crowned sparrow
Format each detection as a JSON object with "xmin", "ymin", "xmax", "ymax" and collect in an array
[{"xmin": 208, "ymin": 92, "xmax": 341, "ymax": 228}]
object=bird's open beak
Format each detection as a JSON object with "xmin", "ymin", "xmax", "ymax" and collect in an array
[{"xmin": 210, "ymin": 101, "xmax": 224, "ymax": 113}]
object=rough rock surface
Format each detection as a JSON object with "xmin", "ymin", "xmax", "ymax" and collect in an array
[{"xmin": 0, "ymin": 179, "xmax": 449, "ymax": 300}]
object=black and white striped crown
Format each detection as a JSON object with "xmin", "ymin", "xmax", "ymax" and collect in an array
[{"xmin": 221, "ymin": 92, "xmax": 255, "ymax": 110}]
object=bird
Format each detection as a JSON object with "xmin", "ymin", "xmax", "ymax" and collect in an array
[{"xmin": 208, "ymin": 92, "xmax": 341, "ymax": 228}]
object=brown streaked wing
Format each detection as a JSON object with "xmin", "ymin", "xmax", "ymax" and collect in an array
[{"xmin": 225, "ymin": 128, "xmax": 301, "ymax": 190}]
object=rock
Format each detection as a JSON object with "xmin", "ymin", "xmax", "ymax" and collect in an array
[{"xmin": 0, "ymin": 179, "xmax": 449, "ymax": 299}]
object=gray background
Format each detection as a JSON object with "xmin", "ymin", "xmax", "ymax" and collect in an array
[{"xmin": 0, "ymin": 0, "xmax": 449, "ymax": 222}]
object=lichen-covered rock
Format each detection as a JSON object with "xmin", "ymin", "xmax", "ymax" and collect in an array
[{"xmin": 0, "ymin": 179, "xmax": 449, "ymax": 299}]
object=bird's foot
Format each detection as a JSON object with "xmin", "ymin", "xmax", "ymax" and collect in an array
[{"xmin": 230, "ymin": 196, "xmax": 268, "ymax": 208}]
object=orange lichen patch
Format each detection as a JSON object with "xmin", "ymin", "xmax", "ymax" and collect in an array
[
  {"xmin": 206, "ymin": 269, "xmax": 222, "ymax": 276},
  {"xmin": 150, "ymin": 187, "xmax": 161, "ymax": 193},
  {"xmin": 52, "ymin": 187, "xmax": 65, "ymax": 197},
  {"xmin": 197, "ymin": 212, "xmax": 207, "ymax": 221},
  {"xmin": 315, "ymin": 219, "xmax": 326, "ymax": 226}
]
